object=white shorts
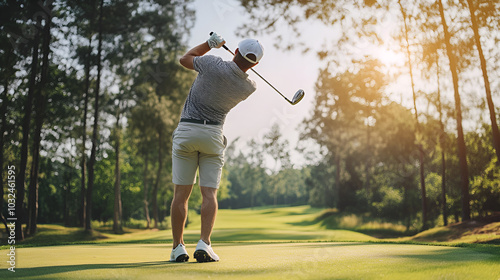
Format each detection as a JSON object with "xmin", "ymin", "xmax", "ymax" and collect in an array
[{"xmin": 172, "ymin": 122, "xmax": 227, "ymax": 189}]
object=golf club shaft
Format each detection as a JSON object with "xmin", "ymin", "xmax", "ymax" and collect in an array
[{"xmin": 219, "ymin": 43, "xmax": 293, "ymax": 104}]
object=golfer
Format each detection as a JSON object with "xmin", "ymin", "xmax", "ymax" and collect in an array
[{"xmin": 170, "ymin": 32, "xmax": 264, "ymax": 262}]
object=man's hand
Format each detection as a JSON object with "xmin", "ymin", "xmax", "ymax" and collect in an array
[{"xmin": 207, "ymin": 32, "xmax": 225, "ymax": 49}]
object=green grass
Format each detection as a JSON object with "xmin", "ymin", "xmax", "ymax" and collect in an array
[
  {"xmin": 5, "ymin": 225, "xmax": 109, "ymax": 247},
  {"xmin": 209, "ymin": 206, "xmax": 376, "ymax": 243},
  {"xmin": 1, "ymin": 242, "xmax": 499, "ymax": 279},
  {"xmin": 5, "ymin": 206, "xmax": 375, "ymax": 249},
  {"xmin": 1, "ymin": 205, "xmax": 499, "ymax": 279}
]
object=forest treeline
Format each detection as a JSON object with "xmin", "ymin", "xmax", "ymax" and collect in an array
[{"xmin": 1, "ymin": 0, "xmax": 499, "ymax": 241}]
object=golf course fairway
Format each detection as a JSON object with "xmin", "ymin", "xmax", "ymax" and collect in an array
[
  {"xmin": 1, "ymin": 206, "xmax": 499, "ymax": 279},
  {"xmin": 1, "ymin": 242, "xmax": 499, "ymax": 279}
]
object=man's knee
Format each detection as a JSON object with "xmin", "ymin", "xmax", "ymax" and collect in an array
[
  {"xmin": 200, "ymin": 186, "xmax": 218, "ymax": 202},
  {"xmin": 172, "ymin": 184, "xmax": 193, "ymax": 206}
]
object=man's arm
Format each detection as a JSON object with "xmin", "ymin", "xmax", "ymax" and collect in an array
[
  {"xmin": 179, "ymin": 33, "xmax": 225, "ymax": 70},
  {"xmin": 179, "ymin": 42, "xmax": 211, "ymax": 70}
]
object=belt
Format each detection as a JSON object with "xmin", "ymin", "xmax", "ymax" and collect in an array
[{"xmin": 180, "ymin": 118, "xmax": 222, "ymax": 125}]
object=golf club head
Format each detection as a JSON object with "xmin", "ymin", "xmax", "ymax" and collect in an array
[{"xmin": 291, "ymin": 89, "xmax": 305, "ymax": 105}]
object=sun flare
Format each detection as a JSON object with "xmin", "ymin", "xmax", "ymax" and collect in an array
[{"xmin": 375, "ymin": 47, "xmax": 406, "ymax": 68}]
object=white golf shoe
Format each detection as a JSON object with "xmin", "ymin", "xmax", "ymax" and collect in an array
[
  {"xmin": 194, "ymin": 240, "xmax": 220, "ymax": 262},
  {"xmin": 170, "ymin": 243, "xmax": 189, "ymax": 262}
]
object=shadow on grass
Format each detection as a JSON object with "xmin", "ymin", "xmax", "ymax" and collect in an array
[
  {"xmin": 288, "ymin": 209, "xmax": 416, "ymax": 239},
  {"xmin": 389, "ymin": 247, "xmax": 500, "ymax": 262},
  {"xmin": 480, "ymin": 238, "xmax": 500, "ymax": 245},
  {"xmin": 19, "ymin": 226, "xmax": 108, "ymax": 247},
  {"xmin": 93, "ymin": 227, "xmax": 136, "ymax": 235},
  {"xmin": 354, "ymin": 228, "xmax": 414, "ymax": 239},
  {"xmin": 287, "ymin": 220, "xmax": 413, "ymax": 239},
  {"xmin": 3, "ymin": 261, "xmax": 175, "ymax": 278}
]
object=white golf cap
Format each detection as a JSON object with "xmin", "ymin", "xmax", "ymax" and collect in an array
[{"xmin": 238, "ymin": 39, "xmax": 264, "ymax": 64}]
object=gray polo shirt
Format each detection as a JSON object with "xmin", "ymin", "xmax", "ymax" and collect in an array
[{"xmin": 180, "ymin": 55, "xmax": 257, "ymax": 124}]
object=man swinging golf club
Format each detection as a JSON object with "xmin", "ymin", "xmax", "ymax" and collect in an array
[{"xmin": 170, "ymin": 32, "xmax": 264, "ymax": 262}]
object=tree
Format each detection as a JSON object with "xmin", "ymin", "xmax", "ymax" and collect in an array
[
  {"xmin": 437, "ymin": 0, "xmax": 471, "ymax": 221},
  {"xmin": 464, "ymin": 0, "xmax": 500, "ymax": 164},
  {"xmin": 129, "ymin": 102, "xmax": 156, "ymax": 228},
  {"xmin": 142, "ymin": 151, "xmax": 151, "ymax": 228},
  {"xmin": 246, "ymin": 140, "xmax": 266, "ymax": 208},
  {"xmin": 0, "ymin": 0, "xmax": 24, "ymax": 233},
  {"xmin": 302, "ymin": 59, "xmax": 386, "ymax": 209},
  {"xmin": 0, "ymin": 81, "xmax": 9, "ymax": 232},
  {"xmin": 15, "ymin": 1, "xmax": 45, "ymax": 241},
  {"xmin": 86, "ymin": 0, "xmax": 104, "ymax": 231},
  {"xmin": 79, "ymin": 39, "xmax": 91, "ymax": 228},
  {"xmin": 27, "ymin": 0, "xmax": 53, "ymax": 236},
  {"xmin": 64, "ymin": 0, "xmax": 98, "ymax": 228},
  {"xmin": 397, "ymin": 0, "xmax": 428, "ymax": 229},
  {"xmin": 420, "ymin": 32, "xmax": 449, "ymax": 225},
  {"xmin": 125, "ymin": 0, "xmax": 195, "ymax": 228},
  {"xmin": 113, "ymin": 100, "xmax": 124, "ymax": 233},
  {"xmin": 375, "ymin": 101, "xmax": 419, "ymax": 228},
  {"xmin": 263, "ymin": 123, "xmax": 291, "ymax": 205}
]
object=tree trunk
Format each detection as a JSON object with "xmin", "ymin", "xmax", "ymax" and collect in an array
[
  {"xmin": 15, "ymin": 15, "xmax": 42, "ymax": 241},
  {"xmin": 0, "ymin": 77, "xmax": 9, "ymax": 232},
  {"xmin": 436, "ymin": 58, "xmax": 448, "ymax": 226},
  {"xmin": 152, "ymin": 129, "xmax": 163, "ymax": 229},
  {"xmin": 63, "ymin": 185, "xmax": 69, "ymax": 226},
  {"xmin": 63, "ymin": 167, "xmax": 72, "ymax": 227},
  {"xmin": 27, "ymin": 0, "xmax": 52, "ymax": 236},
  {"xmin": 86, "ymin": 0, "xmax": 104, "ymax": 231},
  {"xmin": 438, "ymin": 0, "xmax": 470, "ymax": 221},
  {"xmin": 398, "ymin": 0, "xmax": 427, "ymax": 230},
  {"xmin": 441, "ymin": 148, "xmax": 447, "ymax": 225},
  {"xmin": 113, "ymin": 107, "xmax": 123, "ymax": 234},
  {"xmin": 364, "ymin": 121, "xmax": 372, "ymax": 197},
  {"xmin": 143, "ymin": 152, "xmax": 151, "ymax": 229},
  {"xmin": 466, "ymin": 0, "xmax": 500, "ymax": 164},
  {"xmin": 403, "ymin": 180, "xmax": 411, "ymax": 231},
  {"xmin": 79, "ymin": 34, "xmax": 93, "ymax": 228},
  {"xmin": 418, "ymin": 147, "xmax": 427, "ymax": 229},
  {"xmin": 333, "ymin": 153, "xmax": 340, "ymax": 209}
]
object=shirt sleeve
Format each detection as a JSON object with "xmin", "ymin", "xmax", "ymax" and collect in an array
[{"xmin": 193, "ymin": 55, "xmax": 222, "ymax": 73}]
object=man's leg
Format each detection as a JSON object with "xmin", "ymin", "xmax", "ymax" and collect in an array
[
  {"xmin": 171, "ymin": 184, "xmax": 193, "ymax": 248},
  {"xmin": 200, "ymin": 186, "xmax": 218, "ymax": 245}
]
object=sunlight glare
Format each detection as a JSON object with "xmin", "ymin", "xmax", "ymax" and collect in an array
[{"xmin": 375, "ymin": 47, "xmax": 405, "ymax": 68}]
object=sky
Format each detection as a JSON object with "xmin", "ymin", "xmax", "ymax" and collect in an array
[{"xmin": 185, "ymin": 0, "xmax": 327, "ymax": 166}]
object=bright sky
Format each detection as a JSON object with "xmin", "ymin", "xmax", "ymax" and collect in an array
[{"xmin": 187, "ymin": 0, "xmax": 323, "ymax": 165}]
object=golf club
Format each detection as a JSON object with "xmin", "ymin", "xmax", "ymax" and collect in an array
[{"xmin": 210, "ymin": 32, "xmax": 305, "ymax": 105}]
